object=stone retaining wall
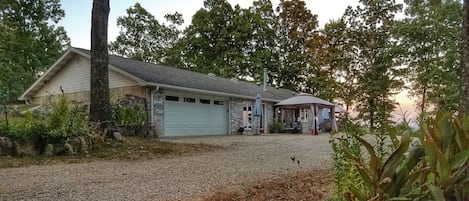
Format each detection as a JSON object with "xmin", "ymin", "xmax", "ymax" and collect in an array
[{"xmin": 0, "ymin": 135, "xmax": 94, "ymax": 156}]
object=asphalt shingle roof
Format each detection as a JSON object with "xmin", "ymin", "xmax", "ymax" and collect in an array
[{"xmin": 75, "ymin": 48, "xmax": 294, "ymax": 102}]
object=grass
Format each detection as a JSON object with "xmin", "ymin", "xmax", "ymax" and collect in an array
[{"xmin": 0, "ymin": 136, "xmax": 221, "ymax": 169}]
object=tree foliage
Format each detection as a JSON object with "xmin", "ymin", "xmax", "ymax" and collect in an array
[
  {"xmin": 0, "ymin": 0, "xmax": 69, "ymax": 101},
  {"xmin": 342, "ymin": 0, "xmax": 404, "ymax": 129},
  {"xmin": 461, "ymin": 0, "xmax": 469, "ymax": 115},
  {"xmin": 306, "ymin": 20, "xmax": 355, "ymax": 105},
  {"xmin": 182, "ymin": 0, "xmax": 244, "ymax": 77},
  {"xmin": 275, "ymin": 0, "xmax": 318, "ymax": 91},
  {"xmin": 109, "ymin": 3, "xmax": 183, "ymax": 66},
  {"xmin": 395, "ymin": 0, "xmax": 462, "ymax": 113}
]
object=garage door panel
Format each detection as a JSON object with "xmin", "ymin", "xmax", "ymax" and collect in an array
[{"xmin": 164, "ymin": 100, "xmax": 227, "ymax": 137}]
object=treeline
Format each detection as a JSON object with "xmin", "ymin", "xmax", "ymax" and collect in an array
[{"xmin": 0, "ymin": 0, "xmax": 463, "ymax": 129}]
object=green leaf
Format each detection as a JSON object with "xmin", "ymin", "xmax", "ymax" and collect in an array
[
  {"xmin": 450, "ymin": 150, "xmax": 469, "ymax": 170},
  {"xmin": 429, "ymin": 186, "xmax": 445, "ymax": 201},
  {"xmin": 381, "ymin": 134, "xmax": 410, "ymax": 179},
  {"xmin": 348, "ymin": 184, "xmax": 368, "ymax": 201},
  {"xmin": 388, "ymin": 197, "xmax": 412, "ymax": 201},
  {"xmin": 388, "ymin": 146, "xmax": 425, "ymax": 196},
  {"xmin": 354, "ymin": 134, "xmax": 382, "ymax": 180},
  {"xmin": 437, "ymin": 150, "xmax": 451, "ymax": 185}
]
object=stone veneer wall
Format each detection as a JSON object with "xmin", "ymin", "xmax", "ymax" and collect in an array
[
  {"xmin": 151, "ymin": 89, "xmax": 165, "ymax": 136},
  {"xmin": 229, "ymin": 98, "xmax": 244, "ymax": 135},
  {"xmin": 264, "ymin": 103, "xmax": 273, "ymax": 133},
  {"xmin": 228, "ymin": 98, "xmax": 274, "ymax": 135}
]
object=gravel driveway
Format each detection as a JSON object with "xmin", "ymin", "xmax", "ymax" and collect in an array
[{"xmin": 0, "ymin": 134, "xmax": 333, "ymax": 201}]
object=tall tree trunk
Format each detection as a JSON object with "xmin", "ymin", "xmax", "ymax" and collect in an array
[
  {"xmin": 462, "ymin": 0, "xmax": 469, "ymax": 115},
  {"xmin": 89, "ymin": 0, "xmax": 111, "ymax": 127},
  {"xmin": 369, "ymin": 98, "xmax": 375, "ymax": 131}
]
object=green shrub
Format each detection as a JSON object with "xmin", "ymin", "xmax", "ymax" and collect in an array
[
  {"xmin": 269, "ymin": 120, "xmax": 283, "ymax": 133},
  {"xmin": 0, "ymin": 94, "xmax": 89, "ymax": 141},
  {"xmin": 47, "ymin": 94, "xmax": 88, "ymax": 138},
  {"xmin": 112, "ymin": 104, "xmax": 147, "ymax": 127}
]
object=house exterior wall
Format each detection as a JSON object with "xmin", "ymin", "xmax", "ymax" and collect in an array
[
  {"xmin": 264, "ymin": 103, "xmax": 273, "ymax": 133},
  {"xmin": 229, "ymin": 98, "xmax": 244, "ymax": 135},
  {"xmin": 228, "ymin": 98, "xmax": 274, "ymax": 135},
  {"xmin": 32, "ymin": 55, "xmax": 138, "ymax": 104},
  {"xmin": 31, "ymin": 86, "xmax": 149, "ymax": 105},
  {"xmin": 150, "ymin": 88, "xmax": 165, "ymax": 136}
]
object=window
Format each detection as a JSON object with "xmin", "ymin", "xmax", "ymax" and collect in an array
[
  {"xmin": 200, "ymin": 99, "xmax": 210, "ymax": 104},
  {"xmin": 299, "ymin": 108, "xmax": 309, "ymax": 122},
  {"xmin": 166, "ymin": 96, "xmax": 179, "ymax": 101},
  {"xmin": 243, "ymin": 105, "xmax": 252, "ymax": 130},
  {"xmin": 184, "ymin": 97, "xmax": 196, "ymax": 103},
  {"xmin": 214, "ymin": 100, "xmax": 224, "ymax": 105}
]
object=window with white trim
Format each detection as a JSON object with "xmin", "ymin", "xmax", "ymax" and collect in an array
[{"xmin": 299, "ymin": 108, "xmax": 309, "ymax": 122}]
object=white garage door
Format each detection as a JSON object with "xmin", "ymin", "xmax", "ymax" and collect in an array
[{"xmin": 164, "ymin": 95, "xmax": 228, "ymax": 137}]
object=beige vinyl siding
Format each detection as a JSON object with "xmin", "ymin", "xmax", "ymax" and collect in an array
[
  {"xmin": 35, "ymin": 55, "xmax": 137, "ymax": 97},
  {"xmin": 31, "ymin": 86, "xmax": 149, "ymax": 105}
]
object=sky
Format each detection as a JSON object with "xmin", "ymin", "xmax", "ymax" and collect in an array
[{"xmin": 57, "ymin": 0, "xmax": 417, "ymax": 121}]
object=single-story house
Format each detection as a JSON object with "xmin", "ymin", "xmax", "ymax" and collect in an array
[{"xmin": 19, "ymin": 47, "xmax": 295, "ymax": 137}]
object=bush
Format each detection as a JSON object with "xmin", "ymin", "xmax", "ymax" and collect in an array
[
  {"xmin": 269, "ymin": 120, "xmax": 283, "ymax": 133},
  {"xmin": 0, "ymin": 94, "xmax": 89, "ymax": 148},
  {"xmin": 112, "ymin": 104, "xmax": 147, "ymax": 127},
  {"xmin": 47, "ymin": 94, "xmax": 89, "ymax": 138},
  {"xmin": 330, "ymin": 118, "xmax": 365, "ymax": 201}
]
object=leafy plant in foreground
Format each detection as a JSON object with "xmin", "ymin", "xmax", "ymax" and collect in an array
[
  {"xmin": 334, "ymin": 112, "xmax": 469, "ymax": 201},
  {"xmin": 418, "ymin": 113, "xmax": 469, "ymax": 200},
  {"xmin": 330, "ymin": 118, "xmax": 365, "ymax": 201},
  {"xmin": 343, "ymin": 134, "xmax": 425, "ymax": 200}
]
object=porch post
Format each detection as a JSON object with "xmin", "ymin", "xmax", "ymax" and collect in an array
[
  {"xmin": 331, "ymin": 106, "xmax": 337, "ymax": 132},
  {"xmin": 310, "ymin": 104, "xmax": 318, "ymax": 135},
  {"xmin": 315, "ymin": 104, "xmax": 319, "ymax": 135}
]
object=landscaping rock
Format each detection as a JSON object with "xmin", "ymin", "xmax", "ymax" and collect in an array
[
  {"xmin": 64, "ymin": 143, "xmax": 74, "ymax": 155},
  {"xmin": 44, "ymin": 144, "xmax": 54, "ymax": 156},
  {"xmin": 78, "ymin": 136, "xmax": 89, "ymax": 152},
  {"xmin": 0, "ymin": 136, "xmax": 14, "ymax": 155},
  {"xmin": 68, "ymin": 136, "xmax": 90, "ymax": 153},
  {"xmin": 113, "ymin": 132, "xmax": 123, "ymax": 141},
  {"xmin": 53, "ymin": 142, "xmax": 67, "ymax": 155},
  {"xmin": 14, "ymin": 139, "xmax": 38, "ymax": 156},
  {"xmin": 146, "ymin": 127, "xmax": 158, "ymax": 138}
]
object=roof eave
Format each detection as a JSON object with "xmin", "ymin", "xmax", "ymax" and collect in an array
[{"xmin": 145, "ymin": 82, "xmax": 282, "ymax": 102}]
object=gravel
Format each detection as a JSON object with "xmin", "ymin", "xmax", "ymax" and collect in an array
[{"xmin": 0, "ymin": 134, "xmax": 333, "ymax": 201}]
